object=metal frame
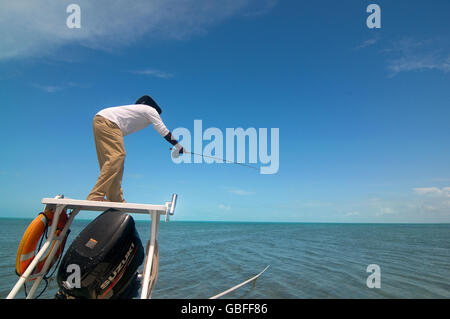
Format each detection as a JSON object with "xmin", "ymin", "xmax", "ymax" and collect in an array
[{"xmin": 6, "ymin": 194, "xmax": 177, "ymax": 299}]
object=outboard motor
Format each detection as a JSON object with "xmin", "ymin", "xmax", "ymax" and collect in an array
[{"xmin": 56, "ymin": 209, "xmax": 144, "ymax": 299}]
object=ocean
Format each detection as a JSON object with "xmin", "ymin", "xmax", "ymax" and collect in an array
[{"xmin": 1, "ymin": 218, "xmax": 449, "ymax": 299}]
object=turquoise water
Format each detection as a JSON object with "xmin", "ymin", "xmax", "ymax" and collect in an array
[{"xmin": 1, "ymin": 218, "xmax": 449, "ymax": 299}]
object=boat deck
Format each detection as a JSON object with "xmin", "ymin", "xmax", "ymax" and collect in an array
[{"xmin": 42, "ymin": 197, "xmax": 169, "ymax": 215}]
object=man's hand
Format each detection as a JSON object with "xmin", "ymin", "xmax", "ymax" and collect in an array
[{"xmin": 171, "ymin": 144, "xmax": 185, "ymax": 158}]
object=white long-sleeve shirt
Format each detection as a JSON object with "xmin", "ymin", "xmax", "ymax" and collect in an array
[{"xmin": 97, "ymin": 104, "xmax": 170, "ymax": 137}]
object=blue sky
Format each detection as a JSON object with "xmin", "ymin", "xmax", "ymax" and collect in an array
[{"xmin": 0, "ymin": 0, "xmax": 449, "ymax": 222}]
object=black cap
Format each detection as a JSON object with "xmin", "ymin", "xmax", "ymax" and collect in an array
[{"xmin": 135, "ymin": 95, "xmax": 162, "ymax": 114}]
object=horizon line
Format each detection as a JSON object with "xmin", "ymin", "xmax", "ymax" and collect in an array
[{"xmin": 0, "ymin": 216, "xmax": 449, "ymax": 225}]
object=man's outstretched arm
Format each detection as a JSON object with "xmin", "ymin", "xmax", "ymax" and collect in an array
[{"xmin": 164, "ymin": 132, "xmax": 185, "ymax": 153}]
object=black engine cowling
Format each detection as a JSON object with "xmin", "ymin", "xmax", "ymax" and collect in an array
[{"xmin": 56, "ymin": 209, "xmax": 144, "ymax": 299}]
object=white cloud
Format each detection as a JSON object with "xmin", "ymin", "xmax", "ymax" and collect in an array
[
  {"xmin": 228, "ymin": 188, "xmax": 255, "ymax": 196},
  {"xmin": 283, "ymin": 188, "xmax": 450, "ymax": 222},
  {"xmin": 354, "ymin": 38, "xmax": 378, "ymax": 50},
  {"xmin": 0, "ymin": 0, "xmax": 276, "ymax": 61},
  {"xmin": 413, "ymin": 187, "xmax": 450, "ymax": 197},
  {"xmin": 375, "ymin": 207, "xmax": 396, "ymax": 217},
  {"xmin": 218, "ymin": 204, "xmax": 231, "ymax": 211},
  {"xmin": 387, "ymin": 54, "xmax": 450, "ymax": 76},
  {"xmin": 33, "ymin": 84, "xmax": 64, "ymax": 93},
  {"xmin": 383, "ymin": 38, "xmax": 450, "ymax": 76},
  {"xmin": 243, "ymin": 0, "xmax": 278, "ymax": 17},
  {"xmin": 130, "ymin": 69, "xmax": 174, "ymax": 79},
  {"xmin": 345, "ymin": 211, "xmax": 360, "ymax": 216},
  {"xmin": 411, "ymin": 187, "xmax": 450, "ymax": 218},
  {"xmin": 32, "ymin": 82, "xmax": 85, "ymax": 93}
]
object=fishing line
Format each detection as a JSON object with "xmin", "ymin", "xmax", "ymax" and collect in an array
[{"xmin": 170, "ymin": 148, "xmax": 259, "ymax": 171}]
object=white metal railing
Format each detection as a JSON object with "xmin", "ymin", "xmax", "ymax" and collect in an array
[{"xmin": 6, "ymin": 194, "xmax": 177, "ymax": 299}]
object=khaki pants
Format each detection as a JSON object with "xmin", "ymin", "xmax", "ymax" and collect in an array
[{"xmin": 87, "ymin": 115, "xmax": 125, "ymax": 202}]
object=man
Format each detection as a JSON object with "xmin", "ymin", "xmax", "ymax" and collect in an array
[{"xmin": 87, "ymin": 95, "xmax": 184, "ymax": 202}]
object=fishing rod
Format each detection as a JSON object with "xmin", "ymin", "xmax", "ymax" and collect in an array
[{"xmin": 170, "ymin": 148, "xmax": 259, "ymax": 170}]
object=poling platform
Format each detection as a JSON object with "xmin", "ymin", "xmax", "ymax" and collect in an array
[{"xmin": 6, "ymin": 194, "xmax": 177, "ymax": 299}]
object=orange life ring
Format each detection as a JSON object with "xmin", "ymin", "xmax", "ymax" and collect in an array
[{"xmin": 16, "ymin": 209, "xmax": 69, "ymax": 277}]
